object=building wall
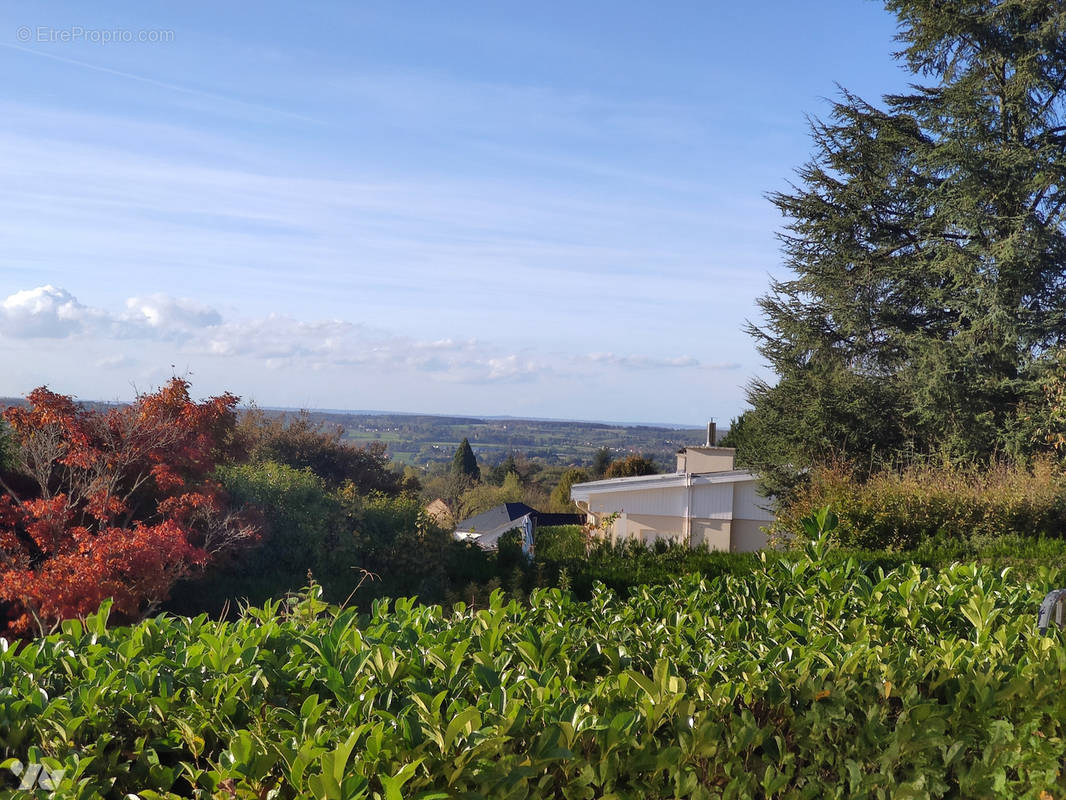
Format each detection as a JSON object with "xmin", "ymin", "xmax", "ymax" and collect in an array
[
  {"xmin": 677, "ymin": 447, "xmax": 735, "ymax": 474},
  {"xmin": 609, "ymin": 513, "xmax": 683, "ymax": 544},
  {"xmin": 690, "ymin": 518, "xmax": 731, "ymax": 551},
  {"xmin": 731, "ymin": 518, "xmax": 769, "ymax": 552},
  {"xmin": 587, "ymin": 487, "xmax": 686, "ymax": 518},
  {"xmin": 732, "ymin": 481, "xmax": 775, "ymax": 521},
  {"xmin": 606, "ymin": 514, "xmax": 734, "ymax": 551},
  {"xmin": 690, "ymin": 483, "xmax": 735, "ymax": 519},
  {"xmin": 577, "ymin": 474, "xmax": 773, "ymax": 552},
  {"xmin": 586, "ymin": 482, "xmax": 734, "ymax": 520}
]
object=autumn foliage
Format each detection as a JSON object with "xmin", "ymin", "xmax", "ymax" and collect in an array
[{"xmin": 0, "ymin": 379, "xmax": 257, "ymax": 636}]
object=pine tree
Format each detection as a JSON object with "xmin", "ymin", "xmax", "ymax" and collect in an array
[
  {"xmin": 746, "ymin": 0, "xmax": 1066, "ymax": 488},
  {"xmin": 591, "ymin": 446, "xmax": 612, "ymax": 478},
  {"xmin": 451, "ymin": 437, "xmax": 481, "ymax": 481}
]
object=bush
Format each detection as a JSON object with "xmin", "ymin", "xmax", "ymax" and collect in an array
[
  {"xmin": 168, "ymin": 467, "xmax": 502, "ymax": 616},
  {"xmin": 775, "ymin": 459, "xmax": 1066, "ymax": 550},
  {"xmin": 534, "ymin": 524, "xmax": 585, "ymax": 560},
  {"xmin": 5, "ymin": 548, "xmax": 1066, "ymax": 798},
  {"xmin": 167, "ymin": 461, "xmax": 351, "ymax": 614},
  {"xmin": 238, "ymin": 409, "xmax": 409, "ymax": 494},
  {"xmin": 532, "ymin": 538, "xmax": 762, "ymax": 600}
]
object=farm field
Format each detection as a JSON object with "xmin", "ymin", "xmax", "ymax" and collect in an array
[
  {"xmin": 324, "ymin": 411, "xmax": 706, "ymax": 469},
  {"xmin": 3, "ymin": 543, "xmax": 1064, "ymax": 799}
]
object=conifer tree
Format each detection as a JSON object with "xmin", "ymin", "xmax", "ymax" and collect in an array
[
  {"xmin": 591, "ymin": 446, "xmax": 612, "ymax": 479},
  {"xmin": 451, "ymin": 437, "xmax": 481, "ymax": 481},
  {"xmin": 746, "ymin": 0, "xmax": 1066, "ymax": 489}
]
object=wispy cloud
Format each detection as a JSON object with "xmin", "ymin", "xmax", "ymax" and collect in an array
[
  {"xmin": 584, "ymin": 353, "xmax": 700, "ymax": 370},
  {"xmin": 0, "ymin": 285, "xmax": 727, "ymax": 388},
  {"xmin": 0, "ymin": 42, "xmax": 321, "ymax": 124}
]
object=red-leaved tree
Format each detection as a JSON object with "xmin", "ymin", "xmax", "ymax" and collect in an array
[{"xmin": 0, "ymin": 379, "xmax": 257, "ymax": 636}]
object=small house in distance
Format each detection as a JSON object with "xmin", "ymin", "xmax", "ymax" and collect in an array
[
  {"xmin": 569, "ymin": 423, "xmax": 773, "ymax": 552},
  {"xmin": 453, "ymin": 502, "xmax": 585, "ymax": 556}
]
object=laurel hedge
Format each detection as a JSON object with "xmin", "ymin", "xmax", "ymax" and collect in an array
[{"xmin": 2, "ymin": 537, "xmax": 1065, "ymax": 799}]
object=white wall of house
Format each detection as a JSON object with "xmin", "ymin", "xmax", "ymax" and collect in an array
[{"xmin": 571, "ymin": 448, "xmax": 774, "ymax": 552}]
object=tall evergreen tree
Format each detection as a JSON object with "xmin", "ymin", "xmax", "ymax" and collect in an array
[
  {"xmin": 591, "ymin": 446, "xmax": 613, "ymax": 479},
  {"xmin": 746, "ymin": 0, "xmax": 1066, "ymax": 489},
  {"xmin": 451, "ymin": 437, "xmax": 481, "ymax": 481}
]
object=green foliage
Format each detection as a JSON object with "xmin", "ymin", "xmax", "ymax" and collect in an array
[
  {"xmin": 591, "ymin": 446, "xmax": 612, "ymax": 478},
  {"xmin": 604, "ymin": 454, "xmax": 658, "ymax": 478},
  {"xmin": 456, "ymin": 472, "xmax": 525, "ymax": 520},
  {"xmin": 240, "ymin": 409, "xmax": 408, "ymax": 494},
  {"xmin": 168, "ymin": 461, "xmax": 351, "ymax": 614},
  {"xmin": 451, "ymin": 438, "xmax": 480, "ymax": 481},
  {"xmin": 548, "ymin": 468, "xmax": 589, "ymax": 512},
  {"xmin": 0, "ymin": 419, "xmax": 15, "ymax": 472},
  {"xmin": 776, "ymin": 460, "xmax": 1066, "ymax": 551},
  {"xmin": 5, "ymin": 548, "xmax": 1066, "ymax": 798},
  {"xmin": 496, "ymin": 528, "xmax": 526, "ymax": 572},
  {"xmin": 446, "ymin": 469, "xmax": 552, "ymax": 523},
  {"xmin": 539, "ymin": 539, "xmax": 763, "ymax": 600},
  {"xmin": 418, "ymin": 470, "xmax": 475, "ymax": 511},
  {"xmin": 168, "ymin": 463, "xmax": 497, "ymax": 615},
  {"xmin": 1027, "ymin": 352, "xmax": 1066, "ymax": 457},
  {"xmin": 486, "ymin": 452, "xmax": 519, "ymax": 485},
  {"xmin": 534, "ymin": 525, "xmax": 586, "ymax": 561},
  {"xmin": 716, "ymin": 412, "xmax": 752, "ymax": 467},
  {"xmin": 746, "ymin": 0, "xmax": 1066, "ymax": 482}
]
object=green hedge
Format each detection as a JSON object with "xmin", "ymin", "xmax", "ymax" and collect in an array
[
  {"xmin": 776, "ymin": 460, "xmax": 1066, "ymax": 550},
  {"xmin": 3, "ymin": 542, "xmax": 1066, "ymax": 798}
]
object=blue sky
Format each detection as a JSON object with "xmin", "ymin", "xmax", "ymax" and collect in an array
[{"xmin": 0, "ymin": 1, "xmax": 909, "ymax": 424}]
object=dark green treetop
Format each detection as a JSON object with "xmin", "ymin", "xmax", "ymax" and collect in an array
[
  {"xmin": 451, "ymin": 437, "xmax": 481, "ymax": 481},
  {"xmin": 591, "ymin": 446, "xmax": 613, "ymax": 479},
  {"xmin": 745, "ymin": 0, "xmax": 1066, "ymax": 492}
]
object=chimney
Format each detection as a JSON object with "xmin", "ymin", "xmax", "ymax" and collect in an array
[{"xmin": 706, "ymin": 421, "xmax": 716, "ymax": 447}]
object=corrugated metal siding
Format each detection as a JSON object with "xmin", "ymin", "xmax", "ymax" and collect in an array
[
  {"xmin": 733, "ymin": 480, "xmax": 775, "ymax": 521},
  {"xmin": 690, "ymin": 484, "xmax": 733, "ymax": 519},
  {"xmin": 590, "ymin": 487, "xmax": 687, "ymax": 517}
]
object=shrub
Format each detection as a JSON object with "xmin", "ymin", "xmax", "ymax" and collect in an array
[
  {"xmin": 604, "ymin": 454, "xmax": 658, "ymax": 478},
  {"xmin": 775, "ymin": 459, "xmax": 1066, "ymax": 550},
  {"xmin": 4, "ymin": 546, "xmax": 1065, "ymax": 798},
  {"xmin": 0, "ymin": 380, "xmax": 255, "ymax": 637},
  {"xmin": 534, "ymin": 524, "xmax": 585, "ymax": 560},
  {"xmin": 238, "ymin": 409, "xmax": 409, "ymax": 494},
  {"xmin": 167, "ymin": 460, "xmax": 350, "ymax": 614}
]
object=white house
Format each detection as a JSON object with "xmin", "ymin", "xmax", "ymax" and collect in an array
[
  {"xmin": 453, "ymin": 503, "xmax": 585, "ymax": 557},
  {"xmin": 453, "ymin": 502, "xmax": 537, "ymax": 556},
  {"xmin": 570, "ymin": 430, "xmax": 773, "ymax": 552}
]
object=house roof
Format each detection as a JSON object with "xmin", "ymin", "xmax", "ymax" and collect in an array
[
  {"xmin": 455, "ymin": 502, "xmax": 537, "ymax": 533},
  {"xmin": 533, "ymin": 512, "xmax": 586, "ymax": 527},
  {"xmin": 570, "ymin": 469, "xmax": 758, "ymax": 501}
]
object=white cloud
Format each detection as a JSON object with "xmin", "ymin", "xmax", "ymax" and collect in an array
[
  {"xmin": 125, "ymin": 294, "xmax": 223, "ymax": 330},
  {"xmin": 0, "ymin": 284, "xmax": 227, "ymax": 341},
  {"xmin": 0, "ymin": 284, "xmax": 96, "ymax": 338},
  {"xmin": 0, "ymin": 285, "xmax": 739, "ymax": 391}
]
